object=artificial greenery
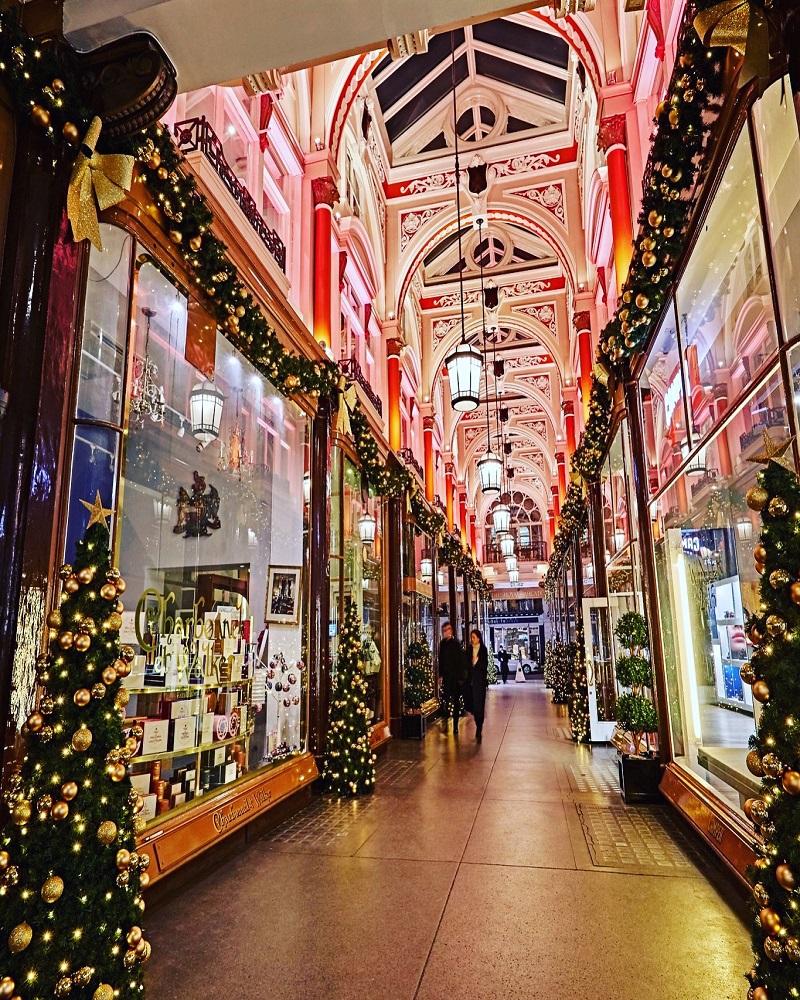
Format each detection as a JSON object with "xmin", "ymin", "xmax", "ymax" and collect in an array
[
  {"xmin": 739, "ymin": 449, "xmax": 800, "ymax": 998},
  {"xmin": 323, "ymin": 601, "xmax": 376, "ymax": 797},
  {"xmin": 613, "ymin": 610, "xmax": 657, "ymax": 756},
  {"xmin": 1, "ymin": 521, "xmax": 149, "ymax": 1000},
  {"xmin": 403, "ymin": 637, "xmax": 435, "ymax": 711},
  {"xmin": 486, "ymin": 646, "xmax": 498, "ymax": 686},
  {"xmin": 568, "ymin": 621, "xmax": 590, "ymax": 744},
  {"xmin": 544, "ymin": 640, "xmax": 573, "ymax": 706}
]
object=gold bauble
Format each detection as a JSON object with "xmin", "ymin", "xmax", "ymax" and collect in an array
[
  {"xmin": 123, "ymin": 949, "xmax": 138, "ymax": 968},
  {"xmin": 8, "ymin": 922, "xmax": 33, "ymax": 953},
  {"xmin": 91, "ymin": 683, "xmax": 106, "ymax": 700},
  {"xmin": 74, "ymin": 634, "xmax": 91, "ymax": 652},
  {"xmin": 169, "ymin": 229, "xmax": 183, "ymax": 245},
  {"xmin": 101, "ymin": 666, "xmax": 118, "ymax": 686},
  {"xmin": 71, "ymin": 727, "xmax": 92, "ymax": 752},
  {"xmin": 752, "ymin": 988, "xmax": 769, "ymax": 1000},
  {"xmin": 0, "ymin": 977, "xmax": 15, "ymax": 999},
  {"xmin": 762, "ymin": 753, "xmax": 783, "ymax": 777},
  {"xmin": 93, "ymin": 986, "xmax": 114, "ymax": 1000},
  {"xmin": 749, "ymin": 623, "xmax": 765, "ymax": 644},
  {"xmin": 54, "ymin": 977, "xmax": 73, "ymax": 997},
  {"xmin": 790, "ymin": 582, "xmax": 800, "ymax": 606},
  {"xmin": 769, "ymin": 569, "xmax": 791, "ymax": 589},
  {"xmin": 30, "ymin": 104, "xmax": 50, "ymax": 128},
  {"xmin": 764, "ymin": 936, "xmax": 783, "ymax": 961},
  {"xmin": 755, "ymin": 561, "xmax": 765, "ymax": 577},
  {"xmin": 97, "ymin": 820, "xmax": 118, "ymax": 845},
  {"xmin": 640, "ymin": 236, "xmax": 656, "ymax": 251},
  {"xmin": 62, "ymin": 121, "xmax": 80, "ymax": 144},
  {"xmin": 662, "ymin": 226, "xmax": 675, "ymax": 238},
  {"xmin": 768, "ymin": 496, "xmax": 789, "ymax": 518},
  {"xmin": 235, "ymin": 305, "xmax": 246, "ymax": 318},
  {"xmin": 100, "ymin": 582, "xmax": 117, "ymax": 601},
  {"xmin": 105, "ymin": 612, "xmax": 123, "ymax": 630},
  {"xmin": 61, "ymin": 781, "xmax": 78, "ymax": 801},
  {"xmin": 660, "ymin": 164, "xmax": 673, "ymax": 178},
  {"xmin": 147, "ymin": 151, "xmax": 161, "ymax": 169},
  {"xmin": 51, "ymin": 800, "xmax": 69, "ymax": 822},
  {"xmin": 74, "ymin": 688, "xmax": 91, "ymax": 707},
  {"xmin": 785, "ymin": 937, "xmax": 800, "ymax": 963},
  {"xmin": 27, "ymin": 711, "xmax": 44, "ymax": 732},
  {"xmin": 767, "ymin": 614, "xmax": 787, "ymax": 637},
  {"xmin": 58, "ymin": 630, "xmax": 75, "ymax": 649},
  {"xmin": 760, "ymin": 907, "xmax": 782, "ymax": 935},
  {"xmin": 0, "ymin": 850, "xmax": 9, "ymax": 869},
  {"xmin": 12, "ymin": 801, "xmax": 31, "ymax": 825},
  {"xmin": 120, "ymin": 643, "xmax": 135, "ymax": 661},
  {"xmin": 77, "ymin": 566, "xmax": 94, "ymax": 584},
  {"xmin": 752, "ymin": 680, "xmax": 770, "ymax": 704},
  {"xmin": 117, "ymin": 849, "xmax": 132, "ymax": 871},
  {"xmin": 141, "ymin": 940, "xmax": 152, "ymax": 963},
  {"xmin": 108, "ymin": 762, "xmax": 126, "ymax": 782},
  {"xmin": 226, "ymin": 314, "xmax": 239, "ymax": 333},
  {"xmin": 745, "ymin": 486, "xmax": 769, "ymax": 510},
  {"xmin": 642, "ymin": 251, "xmax": 657, "ymax": 268},
  {"xmin": 47, "ymin": 609, "xmax": 63, "ymax": 628},
  {"xmin": 127, "ymin": 925, "xmax": 143, "ymax": 947},
  {"xmin": 115, "ymin": 688, "xmax": 130, "ymax": 708},
  {"xmin": 740, "ymin": 664, "xmax": 756, "ymax": 685},
  {"xmin": 189, "ymin": 235, "xmax": 202, "ymax": 251},
  {"xmin": 139, "ymin": 871, "xmax": 150, "ymax": 888},
  {"xmin": 134, "ymin": 815, "xmax": 146, "ymax": 835},
  {"xmin": 635, "ymin": 293, "xmax": 649, "ymax": 310},
  {"xmin": 65, "ymin": 575, "xmax": 80, "ymax": 594},
  {"xmin": 647, "ymin": 210, "xmax": 663, "ymax": 227},
  {"xmin": 669, "ymin": 108, "xmax": 680, "ymax": 127},
  {"xmin": 41, "ymin": 874, "xmax": 65, "ymax": 902},
  {"xmin": 754, "ymin": 543, "xmax": 768, "ymax": 563},
  {"xmin": 753, "ymin": 883, "xmax": 770, "ymax": 907},
  {"xmin": 116, "ymin": 577, "xmax": 127, "ymax": 594},
  {"xmin": 745, "ymin": 797, "xmax": 767, "ymax": 822},
  {"xmin": 783, "ymin": 770, "xmax": 800, "ymax": 795},
  {"xmin": 776, "ymin": 863, "xmax": 796, "ymax": 890},
  {"xmin": 73, "ymin": 967, "xmax": 93, "ymax": 987}
]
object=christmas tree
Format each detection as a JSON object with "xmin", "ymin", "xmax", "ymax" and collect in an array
[
  {"xmin": 569, "ymin": 622, "xmax": 590, "ymax": 744},
  {"xmin": 323, "ymin": 601, "xmax": 376, "ymax": 797},
  {"xmin": 403, "ymin": 636, "xmax": 435, "ymax": 710},
  {"xmin": 1, "ymin": 498, "xmax": 150, "ymax": 1000},
  {"xmin": 739, "ymin": 433, "xmax": 800, "ymax": 1000},
  {"xmin": 551, "ymin": 640, "xmax": 572, "ymax": 706},
  {"xmin": 486, "ymin": 646, "xmax": 498, "ymax": 685}
]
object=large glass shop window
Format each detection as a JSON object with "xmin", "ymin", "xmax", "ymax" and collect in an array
[
  {"xmin": 328, "ymin": 450, "xmax": 385, "ymax": 726},
  {"xmin": 66, "ymin": 224, "xmax": 310, "ymax": 825},
  {"xmin": 650, "ymin": 367, "xmax": 790, "ymax": 813}
]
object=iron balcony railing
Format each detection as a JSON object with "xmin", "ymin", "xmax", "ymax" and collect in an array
[
  {"xmin": 398, "ymin": 448, "xmax": 424, "ymax": 481},
  {"xmin": 339, "ymin": 355, "xmax": 383, "ymax": 417},
  {"xmin": 173, "ymin": 116, "xmax": 287, "ymax": 273}
]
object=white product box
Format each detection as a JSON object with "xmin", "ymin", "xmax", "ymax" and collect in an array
[
  {"xmin": 140, "ymin": 793, "xmax": 157, "ymax": 822},
  {"xmin": 130, "ymin": 773, "xmax": 152, "ymax": 796},
  {"xmin": 200, "ymin": 713, "xmax": 214, "ymax": 745},
  {"xmin": 170, "ymin": 716, "xmax": 198, "ymax": 753},
  {"xmin": 141, "ymin": 719, "xmax": 169, "ymax": 757}
]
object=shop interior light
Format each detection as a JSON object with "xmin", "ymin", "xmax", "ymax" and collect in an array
[
  {"xmin": 508, "ymin": 568, "xmax": 520, "ymax": 586},
  {"xmin": 500, "ymin": 533, "xmax": 515, "ymax": 559},
  {"xmin": 736, "ymin": 516, "xmax": 753, "ymax": 540},
  {"xmin": 613, "ymin": 527, "xmax": 626, "ymax": 550},
  {"xmin": 504, "ymin": 554, "xmax": 518, "ymax": 573},
  {"xmin": 358, "ymin": 511, "xmax": 377, "ymax": 545},
  {"xmin": 420, "ymin": 557, "xmax": 433, "ymax": 582},
  {"xmin": 190, "ymin": 379, "xmax": 225, "ymax": 448},
  {"xmin": 477, "ymin": 448, "xmax": 502, "ymax": 497},
  {"xmin": 492, "ymin": 501, "xmax": 511, "ymax": 535},
  {"xmin": 437, "ymin": 568, "xmax": 446, "ymax": 588},
  {"xmin": 303, "ymin": 472, "xmax": 311, "ymax": 504}
]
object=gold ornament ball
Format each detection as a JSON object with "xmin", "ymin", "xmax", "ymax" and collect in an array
[
  {"xmin": 74, "ymin": 688, "xmax": 91, "ymax": 707},
  {"xmin": 642, "ymin": 251, "xmax": 657, "ymax": 268},
  {"xmin": 91, "ymin": 683, "xmax": 106, "ymax": 700},
  {"xmin": 58, "ymin": 630, "xmax": 75, "ymax": 650},
  {"xmin": 752, "ymin": 680, "xmax": 770, "ymax": 704},
  {"xmin": 0, "ymin": 850, "xmax": 9, "ymax": 869},
  {"xmin": 65, "ymin": 575, "xmax": 80, "ymax": 593},
  {"xmin": 74, "ymin": 633, "xmax": 91, "ymax": 652},
  {"xmin": 114, "ymin": 657, "xmax": 131, "ymax": 677},
  {"xmin": 30, "ymin": 104, "xmax": 50, "ymax": 128},
  {"xmin": 0, "ymin": 978, "xmax": 15, "ymax": 999},
  {"xmin": 127, "ymin": 925, "xmax": 143, "ymax": 946},
  {"xmin": 41, "ymin": 874, "xmax": 65, "ymax": 902},
  {"xmin": 54, "ymin": 977, "xmax": 73, "ymax": 997},
  {"xmin": 47, "ymin": 609, "xmax": 63, "ymax": 628},
  {"xmin": 783, "ymin": 770, "xmax": 800, "ymax": 795},
  {"xmin": 762, "ymin": 753, "xmax": 783, "ymax": 777},
  {"xmin": 740, "ymin": 664, "xmax": 756, "ymax": 686},
  {"xmin": 100, "ymin": 582, "xmax": 117, "ymax": 601},
  {"xmin": 12, "ymin": 801, "xmax": 31, "ymax": 825},
  {"xmin": 115, "ymin": 577, "xmax": 127, "ymax": 594},
  {"xmin": 647, "ymin": 210, "xmax": 663, "ymax": 227},
  {"xmin": 101, "ymin": 666, "xmax": 118, "ymax": 686},
  {"xmin": 635, "ymin": 293, "xmax": 649, "ymax": 310},
  {"xmin": 753, "ymin": 988, "xmax": 768, "ymax": 1000},
  {"xmin": 746, "ymin": 750, "xmax": 764, "ymax": 777},
  {"xmin": 73, "ymin": 967, "xmax": 93, "ymax": 988},
  {"xmin": 51, "ymin": 800, "xmax": 69, "ymax": 822},
  {"xmin": 189, "ymin": 235, "xmax": 202, "ymax": 252},
  {"xmin": 108, "ymin": 762, "xmax": 126, "ymax": 782},
  {"xmin": 120, "ymin": 643, "xmax": 135, "ymax": 661},
  {"xmin": 790, "ymin": 582, "xmax": 800, "ymax": 606},
  {"xmin": 767, "ymin": 614, "xmax": 787, "ymax": 637},
  {"xmin": 117, "ymin": 849, "xmax": 132, "ymax": 871},
  {"xmin": 760, "ymin": 907, "xmax": 782, "ymax": 935},
  {"xmin": 749, "ymin": 623, "xmax": 765, "ymax": 645},
  {"xmin": 785, "ymin": 937, "xmax": 800, "ymax": 963},
  {"xmin": 8, "ymin": 922, "xmax": 33, "ymax": 953},
  {"xmin": 93, "ymin": 986, "xmax": 114, "ymax": 1000},
  {"xmin": 27, "ymin": 711, "xmax": 44, "ymax": 732},
  {"xmin": 764, "ymin": 937, "xmax": 783, "ymax": 961},
  {"xmin": 139, "ymin": 870, "xmax": 151, "ymax": 888},
  {"xmin": 770, "ymin": 569, "xmax": 791, "ymax": 589},
  {"xmin": 141, "ymin": 941, "xmax": 152, "ymax": 963},
  {"xmin": 776, "ymin": 863, "xmax": 796, "ymax": 891},
  {"xmin": 747, "ymin": 486, "xmax": 769, "ymax": 511},
  {"xmin": 77, "ymin": 566, "xmax": 95, "ymax": 584},
  {"xmin": 753, "ymin": 883, "xmax": 770, "ymax": 907},
  {"xmin": 97, "ymin": 820, "xmax": 118, "ymax": 845},
  {"xmin": 71, "ymin": 727, "xmax": 92, "ymax": 752},
  {"xmin": 768, "ymin": 496, "xmax": 789, "ymax": 518},
  {"xmin": 62, "ymin": 121, "xmax": 80, "ymax": 144},
  {"xmin": 115, "ymin": 688, "xmax": 130, "ymax": 708},
  {"xmin": 169, "ymin": 229, "xmax": 183, "ymax": 245},
  {"xmin": 754, "ymin": 544, "xmax": 768, "ymax": 563},
  {"xmin": 61, "ymin": 781, "xmax": 78, "ymax": 801}
]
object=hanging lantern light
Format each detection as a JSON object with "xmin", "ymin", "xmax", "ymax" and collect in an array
[
  {"xmin": 477, "ymin": 448, "xmax": 502, "ymax": 497},
  {"xmin": 420, "ymin": 557, "xmax": 433, "ymax": 582},
  {"xmin": 492, "ymin": 501, "xmax": 511, "ymax": 535},
  {"xmin": 499, "ymin": 533, "xmax": 515, "ymax": 559},
  {"xmin": 445, "ymin": 339, "xmax": 482, "ymax": 412},
  {"xmin": 190, "ymin": 379, "xmax": 225, "ymax": 448},
  {"xmin": 508, "ymin": 568, "xmax": 519, "ymax": 586},
  {"xmin": 686, "ymin": 447, "xmax": 707, "ymax": 477},
  {"xmin": 358, "ymin": 510, "xmax": 377, "ymax": 545},
  {"xmin": 505, "ymin": 554, "xmax": 518, "ymax": 573},
  {"xmin": 437, "ymin": 568, "xmax": 446, "ymax": 588}
]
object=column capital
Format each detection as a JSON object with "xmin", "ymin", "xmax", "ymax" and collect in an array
[
  {"xmin": 423, "ymin": 413, "xmax": 435, "ymax": 430},
  {"xmin": 597, "ymin": 114, "xmax": 627, "ymax": 154},
  {"xmin": 561, "ymin": 398, "xmax": 575, "ymax": 416},
  {"xmin": 311, "ymin": 175, "xmax": 339, "ymax": 207},
  {"xmin": 444, "ymin": 459, "xmax": 455, "ymax": 475},
  {"xmin": 573, "ymin": 310, "xmax": 592, "ymax": 334},
  {"xmin": 386, "ymin": 337, "xmax": 403, "ymax": 358}
]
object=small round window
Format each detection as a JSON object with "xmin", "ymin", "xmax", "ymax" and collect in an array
[{"xmin": 456, "ymin": 105, "xmax": 497, "ymax": 142}]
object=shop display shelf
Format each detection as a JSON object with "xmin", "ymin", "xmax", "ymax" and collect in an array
[
  {"xmin": 133, "ymin": 729, "xmax": 253, "ymax": 765},
  {"xmin": 125, "ymin": 678, "xmax": 252, "ymax": 696}
]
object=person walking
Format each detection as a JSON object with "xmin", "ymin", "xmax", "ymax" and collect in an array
[
  {"xmin": 438, "ymin": 622, "xmax": 466, "ymax": 736},
  {"xmin": 497, "ymin": 647, "xmax": 510, "ymax": 684},
  {"xmin": 469, "ymin": 629, "xmax": 489, "ymax": 742}
]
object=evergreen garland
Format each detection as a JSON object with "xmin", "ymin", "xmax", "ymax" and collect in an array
[
  {"xmin": 740, "ymin": 446, "xmax": 800, "ymax": 999},
  {"xmin": 323, "ymin": 602, "xmax": 376, "ymax": 797},
  {"xmin": 1, "ymin": 520, "xmax": 149, "ymax": 1000}
]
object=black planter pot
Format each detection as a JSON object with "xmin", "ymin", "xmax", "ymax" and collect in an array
[
  {"xmin": 618, "ymin": 753, "xmax": 662, "ymax": 804},
  {"xmin": 402, "ymin": 713, "xmax": 427, "ymax": 740}
]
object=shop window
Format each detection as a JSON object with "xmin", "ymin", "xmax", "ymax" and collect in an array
[
  {"xmin": 65, "ymin": 223, "xmax": 311, "ymax": 826},
  {"xmin": 649, "ymin": 366, "xmax": 791, "ymax": 813},
  {"xmin": 676, "ymin": 126, "xmax": 778, "ymax": 443},
  {"xmin": 639, "ymin": 308, "xmax": 689, "ymax": 486},
  {"xmin": 751, "ymin": 76, "xmax": 800, "ymax": 339}
]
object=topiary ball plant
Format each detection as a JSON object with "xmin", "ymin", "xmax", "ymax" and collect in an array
[
  {"xmin": 615, "ymin": 653, "xmax": 652, "ymax": 690},
  {"xmin": 614, "ymin": 610, "xmax": 657, "ymax": 757}
]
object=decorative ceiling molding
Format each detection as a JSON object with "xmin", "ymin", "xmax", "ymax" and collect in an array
[
  {"xmin": 509, "ymin": 181, "xmax": 565, "ymax": 224},
  {"xmin": 517, "ymin": 372, "xmax": 552, "ymax": 398},
  {"xmin": 432, "ymin": 316, "xmax": 462, "ymax": 346},
  {"xmin": 399, "ymin": 203, "xmax": 448, "ymax": 251},
  {"xmin": 419, "ymin": 274, "xmax": 565, "ymax": 309},
  {"xmin": 512, "ymin": 300, "xmax": 557, "ymax": 334}
]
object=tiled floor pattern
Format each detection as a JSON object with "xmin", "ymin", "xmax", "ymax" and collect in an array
[{"xmin": 147, "ymin": 680, "xmax": 751, "ymax": 1000}]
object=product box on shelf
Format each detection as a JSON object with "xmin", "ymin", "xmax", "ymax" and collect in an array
[
  {"xmin": 170, "ymin": 716, "xmax": 198, "ymax": 753},
  {"xmin": 201, "ymin": 712, "xmax": 215, "ymax": 745},
  {"xmin": 141, "ymin": 719, "xmax": 169, "ymax": 756},
  {"xmin": 130, "ymin": 773, "xmax": 152, "ymax": 796},
  {"xmin": 141, "ymin": 793, "xmax": 158, "ymax": 822},
  {"xmin": 213, "ymin": 714, "xmax": 230, "ymax": 741},
  {"xmin": 122, "ymin": 654, "xmax": 146, "ymax": 689},
  {"xmin": 223, "ymin": 761, "xmax": 238, "ymax": 784}
]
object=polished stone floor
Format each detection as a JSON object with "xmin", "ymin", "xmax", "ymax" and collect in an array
[{"xmin": 147, "ymin": 680, "xmax": 750, "ymax": 999}]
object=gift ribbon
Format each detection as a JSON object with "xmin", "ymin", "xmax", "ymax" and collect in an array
[
  {"xmin": 335, "ymin": 376, "xmax": 357, "ymax": 437},
  {"xmin": 693, "ymin": 0, "xmax": 770, "ymax": 88},
  {"xmin": 67, "ymin": 116, "xmax": 135, "ymax": 250}
]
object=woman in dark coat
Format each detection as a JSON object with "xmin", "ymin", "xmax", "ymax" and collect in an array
[{"xmin": 468, "ymin": 629, "xmax": 489, "ymax": 741}]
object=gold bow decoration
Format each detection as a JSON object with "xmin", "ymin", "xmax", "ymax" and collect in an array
[
  {"xmin": 693, "ymin": 0, "xmax": 770, "ymax": 88},
  {"xmin": 335, "ymin": 376, "xmax": 358, "ymax": 437},
  {"xmin": 67, "ymin": 117, "xmax": 135, "ymax": 251}
]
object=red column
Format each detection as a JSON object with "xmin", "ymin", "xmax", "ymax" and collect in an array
[
  {"xmin": 423, "ymin": 415, "xmax": 435, "ymax": 502},
  {"xmin": 311, "ymin": 176, "xmax": 338, "ymax": 348},
  {"xmin": 458, "ymin": 489, "xmax": 468, "ymax": 549},
  {"xmin": 598, "ymin": 115, "xmax": 633, "ymax": 295},
  {"xmin": 642, "ymin": 388, "xmax": 659, "ymax": 494},
  {"xmin": 563, "ymin": 401, "xmax": 577, "ymax": 456},
  {"xmin": 551, "ymin": 483, "xmax": 561, "ymax": 519},
  {"xmin": 386, "ymin": 338, "xmax": 402, "ymax": 452},
  {"xmin": 556, "ymin": 452, "xmax": 567, "ymax": 504},
  {"xmin": 714, "ymin": 390, "xmax": 733, "ymax": 478},
  {"xmin": 445, "ymin": 461, "xmax": 455, "ymax": 531},
  {"xmin": 548, "ymin": 507, "xmax": 556, "ymax": 546},
  {"xmin": 575, "ymin": 312, "xmax": 593, "ymax": 423}
]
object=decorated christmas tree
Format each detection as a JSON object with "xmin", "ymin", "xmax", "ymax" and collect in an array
[
  {"xmin": 403, "ymin": 636, "xmax": 435, "ymax": 710},
  {"xmin": 323, "ymin": 601, "xmax": 376, "ymax": 797},
  {"xmin": 739, "ymin": 433, "xmax": 800, "ymax": 1000},
  {"xmin": 486, "ymin": 646, "xmax": 498, "ymax": 686},
  {"xmin": 568, "ymin": 621, "xmax": 590, "ymax": 744},
  {"xmin": 1, "ymin": 497, "xmax": 150, "ymax": 1000},
  {"xmin": 551, "ymin": 640, "xmax": 572, "ymax": 705}
]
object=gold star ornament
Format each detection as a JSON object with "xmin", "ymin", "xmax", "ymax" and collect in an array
[
  {"xmin": 747, "ymin": 430, "xmax": 797, "ymax": 474},
  {"xmin": 79, "ymin": 491, "xmax": 115, "ymax": 529}
]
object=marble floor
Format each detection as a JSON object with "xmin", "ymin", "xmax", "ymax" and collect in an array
[{"xmin": 146, "ymin": 680, "xmax": 751, "ymax": 1000}]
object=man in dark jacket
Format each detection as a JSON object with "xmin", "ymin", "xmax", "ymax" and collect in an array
[
  {"xmin": 438, "ymin": 622, "xmax": 465, "ymax": 735},
  {"xmin": 497, "ymin": 648, "xmax": 510, "ymax": 684}
]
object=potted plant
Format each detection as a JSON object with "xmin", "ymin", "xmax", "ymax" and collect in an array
[
  {"xmin": 402, "ymin": 635, "xmax": 436, "ymax": 738},
  {"xmin": 614, "ymin": 610, "xmax": 661, "ymax": 803}
]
